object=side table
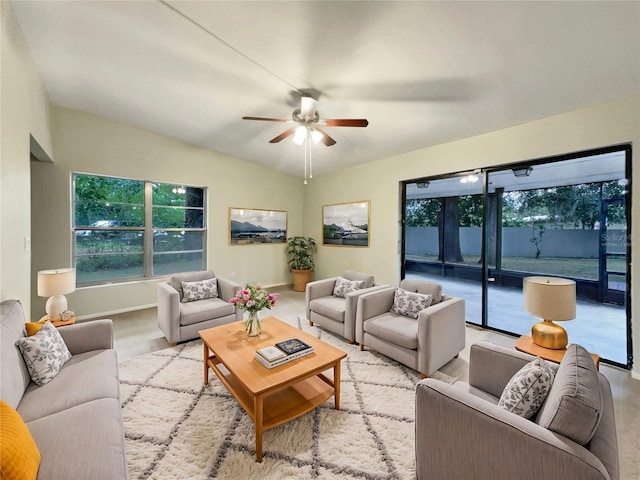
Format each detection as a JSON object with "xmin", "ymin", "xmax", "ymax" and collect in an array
[
  {"xmin": 52, "ymin": 316, "xmax": 76, "ymax": 328},
  {"xmin": 515, "ymin": 335, "xmax": 600, "ymax": 371}
]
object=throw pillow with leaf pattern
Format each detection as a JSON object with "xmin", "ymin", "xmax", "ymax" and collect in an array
[
  {"xmin": 16, "ymin": 321, "xmax": 72, "ymax": 386},
  {"xmin": 181, "ymin": 278, "xmax": 218, "ymax": 303},
  {"xmin": 390, "ymin": 288, "xmax": 433, "ymax": 319},
  {"xmin": 332, "ymin": 277, "xmax": 365, "ymax": 298},
  {"xmin": 498, "ymin": 357, "xmax": 555, "ymax": 419}
]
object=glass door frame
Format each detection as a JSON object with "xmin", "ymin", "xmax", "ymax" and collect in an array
[{"xmin": 400, "ymin": 144, "xmax": 632, "ymax": 369}]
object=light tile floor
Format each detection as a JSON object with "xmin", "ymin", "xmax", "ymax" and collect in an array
[
  {"xmin": 108, "ymin": 285, "xmax": 639, "ymax": 479},
  {"xmin": 406, "ymin": 272, "xmax": 628, "ymax": 364}
]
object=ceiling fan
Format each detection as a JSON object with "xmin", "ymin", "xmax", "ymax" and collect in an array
[{"xmin": 242, "ymin": 96, "xmax": 368, "ymax": 147}]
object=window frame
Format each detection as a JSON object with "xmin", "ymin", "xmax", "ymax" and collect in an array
[{"xmin": 72, "ymin": 172, "xmax": 207, "ymax": 286}]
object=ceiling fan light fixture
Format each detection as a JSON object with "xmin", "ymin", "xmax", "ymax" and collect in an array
[
  {"xmin": 293, "ymin": 126, "xmax": 307, "ymax": 146},
  {"xmin": 300, "ymin": 96, "xmax": 318, "ymax": 118},
  {"xmin": 310, "ymin": 128, "xmax": 323, "ymax": 144}
]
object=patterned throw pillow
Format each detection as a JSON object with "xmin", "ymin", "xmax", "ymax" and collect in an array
[
  {"xmin": 332, "ymin": 276, "xmax": 365, "ymax": 298},
  {"xmin": 15, "ymin": 321, "xmax": 72, "ymax": 386},
  {"xmin": 390, "ymin": 288, "xmax": 433, "ymax": 319},
  {"xmin": 498, "ymin": 357, "xmax": 555, "ymax": 419},
  {"xmin": 181, "ymin": 278, "xmax": 218, "ymax": 303}
]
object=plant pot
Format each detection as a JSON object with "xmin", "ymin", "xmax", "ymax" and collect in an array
[{"xmin": 292, "ymin": 269, "xmax": 312, "ymax": 292}]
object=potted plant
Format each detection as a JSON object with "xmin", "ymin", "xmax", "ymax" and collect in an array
[{"xmin": 286, "ymin": 236, "xmax": 318, "ymax": 292}]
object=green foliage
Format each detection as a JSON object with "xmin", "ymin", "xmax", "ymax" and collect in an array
[
  {"xmin": 405, "ymin": 198, "xmax": 441, "ymax": 227},
  {"xmin": 503, "ymin": 181, "xmax": 625, "ymax": 229},
  {"xmin": 286, "ymin": 237, "xmax": 317, "ymax": 271},
  {"xmin": 458, "ymin": 195, "xmax": 483, "ymax": 227},
  {"xmin": 324, "ymin": 224, "xmax": 341, "ymax": 239}
]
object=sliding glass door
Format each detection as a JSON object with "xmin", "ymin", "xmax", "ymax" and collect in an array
[
  {"xmin": 402, "ymin": 146, "xmax": 631, "ymax": 367},
  {"xmin": 403, "ymin": 173, "xmax": 484, "ymax": 325}
]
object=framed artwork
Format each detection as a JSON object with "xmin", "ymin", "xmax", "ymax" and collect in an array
[
  {"xmin": 322, "ymin": 201, "xmax": 370, "ymax": 247},
  {"xmin": 229, "ymin": 208, "xmax": 287, "ymax": 245}
]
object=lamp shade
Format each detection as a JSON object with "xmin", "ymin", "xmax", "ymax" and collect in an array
[
  {"xmin": 523, "ymin": 276, "xmax": 576, "ymax": 321},
  {"xmin": 37, "ymin": 268, "xmax": 76, "ymax": 297}
]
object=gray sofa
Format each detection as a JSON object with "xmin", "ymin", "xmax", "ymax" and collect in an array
[
  {"xmin": 1, "ymin": 299, "xmax": 128, "ymax": 479},
  {"xmin": 356, "ymin": 279, "xmax": 466, "ymax": 377},
  {"xmin": 157, "ymin": 270, "xmax": 242, "ymax": 345},
  {"xmin": 416, "ymin": 341, "xmax": 619, "ymax": 480}
]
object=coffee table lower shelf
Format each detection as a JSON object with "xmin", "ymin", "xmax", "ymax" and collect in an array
[{"xmin": 206, "ymin": 354, "xmax": 336, "ymax": 461}]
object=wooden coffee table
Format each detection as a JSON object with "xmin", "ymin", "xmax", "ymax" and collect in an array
[{"xmin": 199, "ymin": 316, "xmax": 347, "ymax": 462}]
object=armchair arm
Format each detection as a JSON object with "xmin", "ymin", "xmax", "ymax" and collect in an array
[
  {"xmin": 417, "ymin": 296, "xmax": 466, "ymax": 376},
  {"xmin": 343, "ymin": 284, "xmax": 390, "ymax": 342},
  {"xmin": 355, "ymin": 287, "xmax": 396, "ymax": 344},
  {"xmin": 468, "ymin": 341, "xmax": 546, "ymax": 397},
  {"xmin": 57, "ymin": 319, "xmax": 114, "ymax": 354},
  {"xmin": 415, "ymin": 379, "xmax": 609, "ymax": 480},
  {"xmin": 157, "ymin": 282, "xmax": 180, "ymax": 344},
  {"xmin": 305, "ymin": 277, "xmax": 338, "ymax": 318},
  {"xmin": 216, "ymin": 276, "xmax": 243, "ymax": 320},
  {"xmin": 216, "ymin": 277, "xmax": 242, "ymax": 301}
]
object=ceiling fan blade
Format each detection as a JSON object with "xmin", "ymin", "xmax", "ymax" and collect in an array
[
  {"xmin": 242, "ymin": 116, "xmax": 287, "ymax": 122},
  {"xmin": 314, "ymin": 127, "xmax": 337, "ymax": 146},
  {"xmin": 323, "ymin": 119, "xmax": 369, "ymax": 127},
  {"xmin": 269, "ymin": 128, "xmax": 296, "ymax": 143}
]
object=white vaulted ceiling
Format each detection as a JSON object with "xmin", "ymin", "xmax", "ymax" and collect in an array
[{"xmin": 10, "ymin": 1, "xmax": 640, "ymax": 178}]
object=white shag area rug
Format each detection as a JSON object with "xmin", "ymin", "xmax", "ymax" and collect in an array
[{"xmin": 119, "ymin": 315, "xmax": 456, "ymax": 479}]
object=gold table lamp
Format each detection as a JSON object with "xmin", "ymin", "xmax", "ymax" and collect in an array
[{"xmin": 523, "ymin": 276, "xmax": 576, "ymax": 350}]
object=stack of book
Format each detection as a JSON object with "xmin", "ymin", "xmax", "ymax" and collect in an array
[{"xmin": 254, "ymin": 338, "xmax": 314, "ymax": 369}]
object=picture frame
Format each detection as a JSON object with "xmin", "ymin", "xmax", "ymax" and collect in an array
[
  {"xmin": 229, "ymin": 208, "xmax": 287, "ymax": 245},
  {"xmin": 322, "ymin": 201, "xmax": 370, "ymax": 247}
]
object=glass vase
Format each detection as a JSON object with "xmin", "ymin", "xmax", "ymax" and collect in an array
[{"xmin": 245, "ymin": 311, "xmax": 262, "ymax": 337}]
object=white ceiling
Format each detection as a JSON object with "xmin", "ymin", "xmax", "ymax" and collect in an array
[{"xmin": 11, "ymin": 1, "xmax": 640, "ymax": 178}]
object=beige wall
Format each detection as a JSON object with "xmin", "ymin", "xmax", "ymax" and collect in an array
[
  {"xmin": 30, "ymin": 106, "xmax": 303, "ymax": 319},
  {"xmin": 304, "ymin": 94, "xmax": 640, "ymax": 377},
  {"xmin": 1, "ymin": 2, "xmax": 53, "ymax": 321}
]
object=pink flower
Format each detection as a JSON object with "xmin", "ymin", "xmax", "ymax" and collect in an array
[{"xmin": 229, "ymin": 297, "xmax": 238, "ymax": 305}]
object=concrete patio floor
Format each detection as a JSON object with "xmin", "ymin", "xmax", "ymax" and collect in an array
[{"xmin": 407, "ymin": 272, "xmax": 629, "ymax": 365}]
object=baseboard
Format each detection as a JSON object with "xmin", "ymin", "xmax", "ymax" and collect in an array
[
  {"xmin": 77, "ymin": 303, "xmax": 157, "ymax": 321},
  {"xmin": 631, "ymin": 369, "xmax": 640, "ymax": 382}
]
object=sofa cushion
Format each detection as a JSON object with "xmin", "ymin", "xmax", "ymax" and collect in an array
[
  {"xmin": 16, "ymin": 322, "xmax": 72, "ymax": 387},
  {"xmin": 179, "ymin": 297, "xmax": 235, "ymax": 327},
  {"xmin": 170, "ymin": 270, "xmax": 215, "ymax": 301},
  {"xmin": 535, "ymin": 344, "xmax": 602, "ymax": 445},
  {"xmin": 18, "ymin": 349, "xmax": 120, "ymax": 423},
  {"xmin": 364, "ymin": 313, "xmax": 418, "ymax": 350},
  {"xmin": 390, "ymin": 288, "xmax": 433, "ymax": 319},
  {"xmin": 181, "ymin": 278, "xmax": 218, "ymax": 303},
  {"xmin": 333, "ymin": 277, "xmax": 364, "ymax": 298},
  {"xmin": 344, "ymin": 271, "xmax": 375, "ymax": 289},
  {"xmin": 498, "ymin": 357, "xmax": 555, "ymax": 419},
  {"xmin": 1, "ymin": 300, "xmax": 32, "ymax": 409},
  {"xmin": 25, "ymin": 318, "xmax": 47, "ymax": 336},
  {"xmin": 27, "ymin": 398, "xmax": 128, "ymax": 480},
  {"xmin": 399, "ymin": 279, "xmax": 442, "ymax": 304},
  {"xmin": 309, "ymin": 296, "xmax": 346, "ymax": 323},
  {"xmin": 0, "ymin": 400, "xmax": 40, "ymax": 480}
]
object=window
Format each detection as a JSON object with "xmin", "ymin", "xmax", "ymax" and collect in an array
[{"xmin": 73, "ymin": 173, "xmax": 206, "ymax": 284}]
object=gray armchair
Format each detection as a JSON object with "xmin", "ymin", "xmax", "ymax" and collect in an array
[
  {"xmin": 305, "ymin": 270, "xmax": 388, "ymax": 343},
  {"xmin": 157, "ymin": 270, "xmax": 242, "ymax": 345},
  {"xmin": 416, "ymin": 341, "xmax": 619, "ymax": 480},
  {"xmin": 356, "ymin": 279, "xmax": 465, "ymax": 377}
]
